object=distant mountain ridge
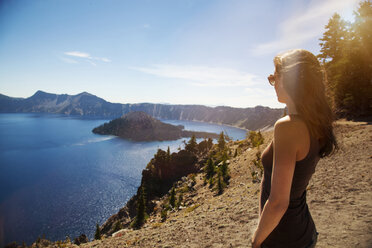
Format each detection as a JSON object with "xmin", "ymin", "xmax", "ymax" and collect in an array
[{"xmin": 0, "ymin": 91, "xmax": 284, "ymax": 130}]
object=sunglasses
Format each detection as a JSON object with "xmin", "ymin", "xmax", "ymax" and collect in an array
[
  {"xmin": 268, "ymin": 74, "xmax": 275, "ymax": 86},
  {"xmin": 267, "ymin": 72, "xmax": 279, "ymax": 86}
]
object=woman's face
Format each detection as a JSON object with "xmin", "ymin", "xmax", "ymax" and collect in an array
[
  {"xmin": 269, "ymin": 70, "xmax": 288, "ymax": 104},
  {"xmin": 274, "ymin": 72, "xmax": 286, "ymax": 103}
]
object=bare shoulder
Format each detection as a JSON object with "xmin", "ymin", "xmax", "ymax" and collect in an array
[{"xmin": 274, "ymin": 115, "xmax": 308, "ymax": 138}]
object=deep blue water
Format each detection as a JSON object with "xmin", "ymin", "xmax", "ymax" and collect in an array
[{"xmin": 0, "ymin": 113, "xmax": 247, "ymax": 246}]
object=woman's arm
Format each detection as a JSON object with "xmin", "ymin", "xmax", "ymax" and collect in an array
[{"xmin": 252, "ymin": 120, "xmax": 298, "ymax": 247}]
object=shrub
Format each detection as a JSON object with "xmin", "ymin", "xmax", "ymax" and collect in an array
[
  {"xmin": 185, "ymin": 204, "xmax": 200, "ymax": 213},
  {"xmin": 160, "ymin": 207, "xmax": 167, "ymax": 222},
  {"xmin": 248, "ymin": 131, "xmax": 264, "ymax": 148},
  {"xmin": 113, "ymin": 220, "xmax": 123, "ymax": 232},
  {"xmin": 176, "ymin": 192, "xmax": 183, "ymax": 209},
  {"xmin": 251, "ymin": 151, "xmax": 263, "ymax": 183},
  {"xmin": 189, "ymin": 173, "xmax": 196, "ymax": 184}
]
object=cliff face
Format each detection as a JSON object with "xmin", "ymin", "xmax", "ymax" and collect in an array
[
  {"xmin": 99, "ymin": 144, "xmax": 206, "ymax": 236},
  {"xmin": 0, "ymin": 91, "xmax": 283, "ymax": 130}
]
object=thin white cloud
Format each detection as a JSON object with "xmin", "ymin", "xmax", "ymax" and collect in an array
[
  {"xmin": 86, "ymin": 60, "xmax": 97, "ymax": 66},
  {"xmin": 62, "ymin": 51, "xmax": 111, "ymax": 65},
  {"xmin": 130, "ymin": 64, "xmax": 262, "ymax": 87},
  {"xmin": 252, "ymin": 0, "xmax": 359, "ymax": 55},
  {"xmin": 100, "ymin": 57, "xmax": 111, "ymax": 62},
  {"xmin": 143, "ymin": 24, "xmax": 150, "ymax": 29},
  {"xmin": 64, "ymin": 51, "xmax": 91, "ymax": 58}
]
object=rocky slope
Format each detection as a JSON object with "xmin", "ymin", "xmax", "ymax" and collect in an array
[
  {"xmin": 0, "ymin": 91, "xmax": 283, "ymax": 131},
  {"xmin": 24, "ymin": 118, "xmax": 371, "ymax": 248}
]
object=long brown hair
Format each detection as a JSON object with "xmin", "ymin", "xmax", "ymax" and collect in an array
[{"xmin": 274, "ymin": 49, "xmax": 338, "ymax": 157}]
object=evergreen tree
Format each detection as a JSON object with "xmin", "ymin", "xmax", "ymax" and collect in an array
[
  {"xmin": 218, "ymin": 132, "xmax": 226, "ymax": 150},
  {"xmin": 318, "ymin": 1, "xmax": 372, "ymax": 116},
  {"xmin": 94, "ymin": 223, "xmax": 101, "ymax": 240},
  {"xmin": 132, "ymin": 185, "xmax": 147, "ymax": 229},
  {"xmin": 318, "ymin": 12, "xmax": 349, "ymax": 113},
  {"xmin": 216, "ymin": 170, "xmax": 225, "ymax": 195},
  {"xmin": 207, "ymin": 138, "xmax": 213, "ymax": 150},
  {"xmin": 318, "ymin": 13, "xmax": 348, "ymax": 63},
  {"xmin": 185, "ymin": 135, "xmax": 197, "ymax": 153},
  {"xmin": 352, "ymin": 1, "xmax": 372, "ymax": 56},
  {"xmin": 220, "ymin": 160, "xmax": 230, "ymax": 184},
  {"xmin": 204, "ymin": 157, "xmax": 215, "ymax": 179},
  {"xmin": 348, "ymin": 0, "xmax": 372, "ymax": 115},
  {"xmin": 208, "ymin": 177, "xmax": 214, "ymax": 188},
  {"xmin": 166, "ymin": 146, "xmax": 171, "ymax": 161},
  {"xmin": 169, "ymin": 186, "xmax": 176, "ymax": 209},
  {"xmin": 154, "ymin": 149, "xmax": 168, "ymax": 165}
]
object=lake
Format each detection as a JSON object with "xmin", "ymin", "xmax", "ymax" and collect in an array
[{"xmin": 0, "ymin": 113, "xmax": 247, "ymax": 246}]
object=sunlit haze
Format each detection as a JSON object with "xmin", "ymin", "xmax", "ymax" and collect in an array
[{"xmin": 0, "ymin": 0, "xmax": 359, "ymax": 108}]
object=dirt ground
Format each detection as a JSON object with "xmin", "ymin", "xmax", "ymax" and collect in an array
[{"xmin": 74, "ymin": 119, "xmax": 372, "ymax": 247}]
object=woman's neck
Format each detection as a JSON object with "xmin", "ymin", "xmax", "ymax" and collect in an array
[{"xmin": 286, "ymin": 103, "xmax": 298, "ymax": 115}]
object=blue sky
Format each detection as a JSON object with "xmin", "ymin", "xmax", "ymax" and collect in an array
[{"xmin": 0, "ymin": 0, "xmax": 359, "ymax": 108}]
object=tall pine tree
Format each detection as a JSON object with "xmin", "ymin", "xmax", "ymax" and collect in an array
[
  {"xmin": 132, "ymin": 185, "xmax": 147, "ymax": 229},
  {"xmin": 218, "ymin": 132, "xmax": 226, "ymax": 151},
  {"xmin": 204, "ymin": 157, "xmax": 215, "ymax": 180},
  {"xmin": 348, "ymin": 1, "xmax": 372, "ymax": 115},
  {"xmin": 318, "ymin": 13, "xmax": 349, "ymax": 113},
  {"xmin": 169, "ymin": 185, "xmax": 176, "ymax": 209},
  {"xmin": 318, "ymin": 13, "xmax": 348, "ymax": 63},
  {"xmin": 318, "ymin": 1, "xmax": 372, "ymax": 116},
  {"xmin": 185, "ymin": 135, "xmax": 197, "ymax": 154},
  {"xmin": 94, "ymin": 223, "xmax": 101, "ymax": 240}
]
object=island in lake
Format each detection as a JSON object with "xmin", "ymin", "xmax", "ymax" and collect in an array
[{"xmin": 92, "ymin": 111, "xmax": 220, "ymax": 141}]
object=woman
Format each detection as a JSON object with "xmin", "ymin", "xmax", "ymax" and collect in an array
[{"xmin": 251, "ymin": 49, "xmax": 338, "ymax": 248}]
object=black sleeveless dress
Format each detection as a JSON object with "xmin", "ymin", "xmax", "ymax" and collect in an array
[{"xmin": 260, "ymin": 116, "xmax": 320, "ymax": 248}]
